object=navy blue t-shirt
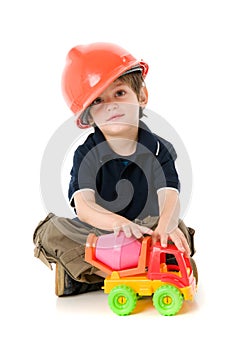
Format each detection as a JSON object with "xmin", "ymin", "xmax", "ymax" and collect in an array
[{"xmin": 68, "ymin": 121, "xmax": 180, "ymax": 220}]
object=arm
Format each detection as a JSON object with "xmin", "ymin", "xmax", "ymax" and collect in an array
[
  {"xmin": 152, "ymin": 188, "xmax": 190, "ymax": 255},
  {"xmin": 74, "ymin": 190, "xmax": 153, "ymax": 238}
]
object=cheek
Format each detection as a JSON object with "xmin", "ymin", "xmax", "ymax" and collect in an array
[
  {"xmin": 90, "ymin": 106, "xmax": 104, "ymax": 123},
  {"xmin": 125, "ymin": 103, "xmax": 140, "ymax": 117}
]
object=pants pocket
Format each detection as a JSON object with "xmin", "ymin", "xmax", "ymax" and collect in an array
[{"xmin": 59, "ymin": 246, "xmax": 101, "ymax": 282}]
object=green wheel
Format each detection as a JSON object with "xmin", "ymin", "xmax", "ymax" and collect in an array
[
  {"xmin": 108, "ymin": 285, "xmax": 137, "ymax": 316},
  {"xmin": 153, "ymin": 285, "xmax": 183, "ymax": 316}
]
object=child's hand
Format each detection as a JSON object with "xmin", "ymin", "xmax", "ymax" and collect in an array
[
  {"xmin": 152, "ymin": 226, "xmax": 191, "ymax": 256},
  {"xmin": 113, "ymin": 221, "xmax": 153, "ymax": 239}
]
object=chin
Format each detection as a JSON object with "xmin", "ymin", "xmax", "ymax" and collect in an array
[{"xmin": 101, "ymin": 121, "xmax": 138, "ymax": 137}]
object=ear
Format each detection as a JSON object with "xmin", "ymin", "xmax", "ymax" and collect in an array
[
  {"xmin": 87, "ymin": 111, "xmax": 95, "ymax": 126},
  {"xmin": 139, "ymin": 86, "xmax": 148, "ymax": 107}
]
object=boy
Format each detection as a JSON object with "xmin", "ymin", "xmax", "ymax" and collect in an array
[{"xmin": 34, "ymin": 42, "xmax": 195, "ymax": 296}]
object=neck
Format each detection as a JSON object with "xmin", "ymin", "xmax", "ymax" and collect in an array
[{"xmin": 102, "ymin": 126, "xmax": 138, "ymax": 156}]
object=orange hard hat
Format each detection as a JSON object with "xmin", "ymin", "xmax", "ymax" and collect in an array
[{"xmin": 61, "ymin": 42, "xmax": 149, "ymax": 128}]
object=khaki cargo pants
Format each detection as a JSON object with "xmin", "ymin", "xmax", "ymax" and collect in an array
[{"xmin": 33, "ymin": 212, "xmax": 196, "ymax": 284}]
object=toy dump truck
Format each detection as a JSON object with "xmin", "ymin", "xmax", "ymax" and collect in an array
[{"xmin": 85, "ymin": 232, "xmax": 197, "ymax": 316}]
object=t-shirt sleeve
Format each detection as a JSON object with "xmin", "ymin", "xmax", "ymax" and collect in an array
[
  {"xmin": 153, "ymin": 137, "xmax": 180, "ymax": 192},
  {"xmin": 68, "ymin": 146, "xmax": 97, "ymax": 207}
]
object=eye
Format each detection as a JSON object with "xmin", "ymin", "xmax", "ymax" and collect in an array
[
  {"xmin": 91, "ymin": 97, "xmax": 103, "ymax": 106},
  {"xmin": 115, "ymin": 89, "xmax": 126, "ymax": 97}
]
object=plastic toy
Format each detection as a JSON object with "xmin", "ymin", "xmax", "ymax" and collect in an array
[{"xmin": 85, "ymin": 232, "xmax": 197, "ymax": 316}]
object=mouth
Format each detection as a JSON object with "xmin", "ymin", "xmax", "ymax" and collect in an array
[{"xmin": 106, "ymin": 114, "xmax": 124, "ymax": 122}]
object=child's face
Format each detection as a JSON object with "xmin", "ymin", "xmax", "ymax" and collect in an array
[{"xmin": 89, "ymin": 79, "xmax": 145, "ymax": 135}]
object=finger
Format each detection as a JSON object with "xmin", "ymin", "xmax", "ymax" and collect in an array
[
  {"xmin": 139, "ymin": 226, "xmax": 153, "ymax": 235},
  {"xmin": 160, "ymin": 233, "xmax": 168, "ymax": 248},
  {"xmin": 113, "ymin": 226, "xmax": 121, "ymax": 236},
  {"xmin": 169, "ymin": 233, "xmax": 185, "ymax": 253},
  {"xmin": 132, "ymin": 227, "xmax": 143, "ymax": 239},
  {"xmin": 151, "ymin": 230, "xmax": 160, "ymax": 244},
  {"xmin": 122, "ymin": 225, "xmax": 132, "ymax": 238},
  {"xmin": 174, "ymin": 228, "xmax": 191, "ymax": 255},
  {"xmin": 179, "ymin": 235, "xmax": 191, "ymax": 256}
]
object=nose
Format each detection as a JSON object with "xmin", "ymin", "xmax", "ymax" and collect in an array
[{"xmin": 105, "ymin": 102, "xmax": 118, "ymax": 112}]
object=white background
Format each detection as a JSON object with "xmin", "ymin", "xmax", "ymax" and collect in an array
[{"xmin": 1, "ymin": 1, "xmax": 232, "ymax": 349}]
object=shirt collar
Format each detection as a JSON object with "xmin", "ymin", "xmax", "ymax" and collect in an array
[{"xmin": 92, "ymin": 120, "xmax": 158, "ymax": 162}]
